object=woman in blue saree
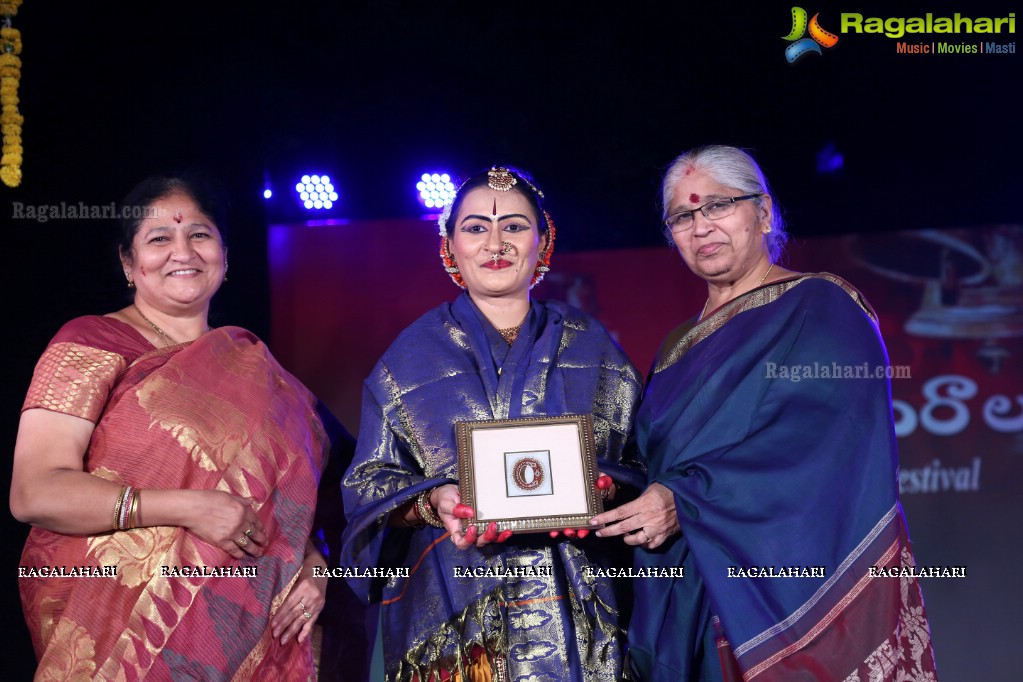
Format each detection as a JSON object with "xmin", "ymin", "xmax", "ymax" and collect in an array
[
  {"xmin": 592, "ymin": 146, "xmax": 938, "ymax": 681},
  {"xmin": 341, "ymin": 167, "xmax": 642, "ymax": 681}
]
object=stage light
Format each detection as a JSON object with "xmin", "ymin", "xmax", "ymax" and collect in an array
[
  {"xmin": 817, "ymin": 143, "xmax": 844, "ymax": 174},
  {"xmin": 263, "ymin": 188, "xmax": 273, "ymax": 199},
  {"xmin": 295, "ymin": 173, "xmax": 338, "ymax": 210},
  {"xmin": 416, "ymin": 172, "xmax": 456, "ymax": 210}
]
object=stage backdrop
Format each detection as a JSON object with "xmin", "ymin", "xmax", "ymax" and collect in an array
[{"xmin": 270, "ymin": 219, "xmax": 1021, "ymax": 680}]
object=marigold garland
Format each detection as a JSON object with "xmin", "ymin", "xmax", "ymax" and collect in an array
[
  {"xmin": 529, "ymin": 212, "xmax": 556, "ymax": 288},
  {"xmin": 439, "ymin": 235, "xmax": 466, "ymax": 289},
  {"xmin": 1, "ymin": 0, "xmax": 23, "ymax": 188}
]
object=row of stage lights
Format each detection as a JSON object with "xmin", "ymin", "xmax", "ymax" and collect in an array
[{"xmin": 263, "ymin": 172, "xmax": 458, "ymax": 212}]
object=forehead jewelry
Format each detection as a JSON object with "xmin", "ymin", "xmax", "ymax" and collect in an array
[
  {"xmin": 487, "ymin": 167, "xmax": 517, "ymax": 192},
  {"xmin": 173, "ymin": 211, "xmax": 183, "ymax": 223},
  {"xmin": 487, "ymin": 166, "xmax": 545, "ymax": 198}
]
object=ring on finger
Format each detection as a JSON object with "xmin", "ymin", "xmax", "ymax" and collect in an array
[
  {"xmin": 236, "ymin": 535, "xmax": 249, "ymax": 547},
  {"xmin": 298, "ymin": 601, "xmax": 306, "ymax": 611},
  {"xmin": 303, "ymin": 611, "xmax": 313, "ymax": 619},
  {"xmin": 244, "ymin": 527, "xmax": 254, "ymax": 537}
]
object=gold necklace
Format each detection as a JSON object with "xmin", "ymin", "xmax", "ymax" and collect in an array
[
  {"xmin": 498, "ymin": 322, "xmax": 523, "ymax": 345},
  {"xmin": 698, "ymin": 263, "xmax": 774, "ymax": 322},
  {"xmin": 133, "ymin": 305, "xmax": 180, "ymax": 347}
]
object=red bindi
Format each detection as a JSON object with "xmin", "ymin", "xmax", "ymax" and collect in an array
[{"xmin": 689, "ymin": 193, "xmax": 700, "ymax": 204}]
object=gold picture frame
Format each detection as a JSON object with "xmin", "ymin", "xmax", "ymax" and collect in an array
[{"xmin": 455, "ymin": 414, "xmax": 603, "ymax": 534}]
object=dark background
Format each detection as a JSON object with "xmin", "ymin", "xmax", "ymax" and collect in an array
[{"xmin": 1, "ymin": 1, "xmax": 1018, "ymax": 677}]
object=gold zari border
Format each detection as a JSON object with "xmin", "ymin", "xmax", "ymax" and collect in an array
[{"xmin": 654, "ymin": 273, "xmax": 876, "ymax": 374}]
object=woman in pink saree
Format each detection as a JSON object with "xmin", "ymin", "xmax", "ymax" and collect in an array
[{"xmin": 11, "ymin": 175, "xmax": 332, "ymax": 680}]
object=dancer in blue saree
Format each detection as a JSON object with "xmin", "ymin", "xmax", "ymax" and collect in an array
[
  {"xmin": 341, "ymin": 167, "xmax": 642, "ymax": 681},
  {"xmin": 592, "ymin": 146, "xmax": 937, "ymax": 681}
]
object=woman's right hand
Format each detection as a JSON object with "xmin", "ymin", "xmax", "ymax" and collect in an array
[
  {"xmin": 431, "ymin": 484, "xmax": 511, "ymax": 550},
  {"xmin": 181, "ymin": 490, "xmax": 268, "ymax": 559}
]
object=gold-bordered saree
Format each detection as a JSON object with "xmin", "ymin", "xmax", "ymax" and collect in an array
[
  {"xmin": 19, "ymin": 316, "xmax": 327, "ymax": 681},
  {"xmin": 341, "ymin": 295, "xmax": 643, "ymax": 682},
  {"xmin": 630, "ymin": 274, "xmax": 938, "ymax": 681}
]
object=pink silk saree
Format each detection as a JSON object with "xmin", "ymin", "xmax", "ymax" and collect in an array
[{"xmin": 19, "ymin": 317, "xmax": 326, "ymax": 680}]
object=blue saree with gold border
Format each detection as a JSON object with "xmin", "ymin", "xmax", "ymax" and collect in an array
[
  {"xmin": 630, "ymin": 275, "xmax": 937, "ymax": 681},
  {"xmin": 341, "ymin": 293, "xmax": 643, "ymax": 681}
]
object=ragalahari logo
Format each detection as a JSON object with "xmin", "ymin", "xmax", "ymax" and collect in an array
[{"xmin": 782, "ymin": 7, "xmax": 839, "ymax": 63}]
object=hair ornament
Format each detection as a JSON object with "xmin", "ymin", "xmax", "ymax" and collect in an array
[
  {"xmin": 437, "ymin": 201, "xmax": 453, "ymax": 237},
  {"xmin": 487, "ymin": 167, "xmax": 517, "ymax": 192},
  {"xmin": 439, "ymin": 236, "xmax": 466, "ymax": 289},
  {"xmin": 530, "ymin": 211, "xmax": 556, "ymax": 288}
]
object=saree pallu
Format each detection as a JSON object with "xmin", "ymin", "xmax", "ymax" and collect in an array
[
  {"xmin": 341, "ymin": 294, "xmax": 643, "ymax": 682},
  {"xmin": 630, "ymin": 275, "xmax": 937, "ymax": 681},
  {"xmin": 19, "ymin": 317, "xmax": 326, "ymax": 681}
]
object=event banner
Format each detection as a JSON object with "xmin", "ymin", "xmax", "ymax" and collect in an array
[{"xmin": 270, "ymin": 220, "xmax": 1021, "ymax": 679}]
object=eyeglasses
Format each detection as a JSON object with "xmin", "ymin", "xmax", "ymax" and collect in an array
[{"xmin": 664, "ymin": 194, "xmax": 763, "ymax": 233}]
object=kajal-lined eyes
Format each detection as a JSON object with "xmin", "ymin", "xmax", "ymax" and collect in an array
[{"xmin": 459, "ymin": 221, "xmax": 532, "ymax": 234}]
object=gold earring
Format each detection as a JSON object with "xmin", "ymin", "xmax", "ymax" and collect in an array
[
  {"xmin": 125, "ymin": 271, "xmax": 134, "ymax": 288},
  {"xmin": 763, "ymin": 224, "xmax": 772, "ymax": 234}
]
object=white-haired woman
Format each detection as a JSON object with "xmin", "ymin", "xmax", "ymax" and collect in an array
[{"xmin": 592, "ymin": 146, "xmax": 938, "ymax": 681}]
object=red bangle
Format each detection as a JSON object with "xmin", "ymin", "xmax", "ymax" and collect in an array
[{"xmin": 415, "ymin": 490, "xmax": 444, "ymax": 528}]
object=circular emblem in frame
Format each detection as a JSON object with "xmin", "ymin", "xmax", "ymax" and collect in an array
[{"xmin": 512, "ymin": 457, "xmax": 545, "ymax": 491}]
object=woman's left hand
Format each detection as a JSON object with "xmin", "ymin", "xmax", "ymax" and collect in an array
[
  {"xmin": 271, "ymin": 542, "xmax": 328, "ymax": 645},
  {"xmin": 588, "ymin": 482, "xmax": 680, "ymax": 549}
]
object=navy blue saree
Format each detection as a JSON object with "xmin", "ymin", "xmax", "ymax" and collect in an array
[{"xmin": 630, "ymin": 275, "xmax": 937, "ymax": 681}]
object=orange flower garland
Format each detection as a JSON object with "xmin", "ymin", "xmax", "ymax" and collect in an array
[
  {"xmin": 1, "ymin": 0, "xmax": 23, "ymax": 188},
  {"xmin": 439, "ymin": 235, "xmax": 466, "ymax": 289},
  {"xmin": 530, "ymin": 211, "xmax": 556, "ymax": 288}
]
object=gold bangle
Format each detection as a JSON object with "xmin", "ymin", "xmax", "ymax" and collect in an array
[
  {"xmin": 128, "ymin": 489, "xmax": 140, "ymax": 529},
  {"xmin": 121, "ymin": 486, "xmax": 136, "ymax": 530},
  {"xmin": 112, "ymin": 485, "xmax": 128, "ymax": 531},
  {"xmin": 415, "ymin": 490, "xmax": 444, "ymax": 528}
]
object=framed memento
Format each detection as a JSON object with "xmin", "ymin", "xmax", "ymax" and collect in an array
[{"xmin": 455, "ymin": 414, "xmax": 603, "ymax": 534}]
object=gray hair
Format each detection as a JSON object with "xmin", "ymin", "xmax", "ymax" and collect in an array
[{"xmin": 661, "ymin": 145, "xmax": 787, "ymax": 262}]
